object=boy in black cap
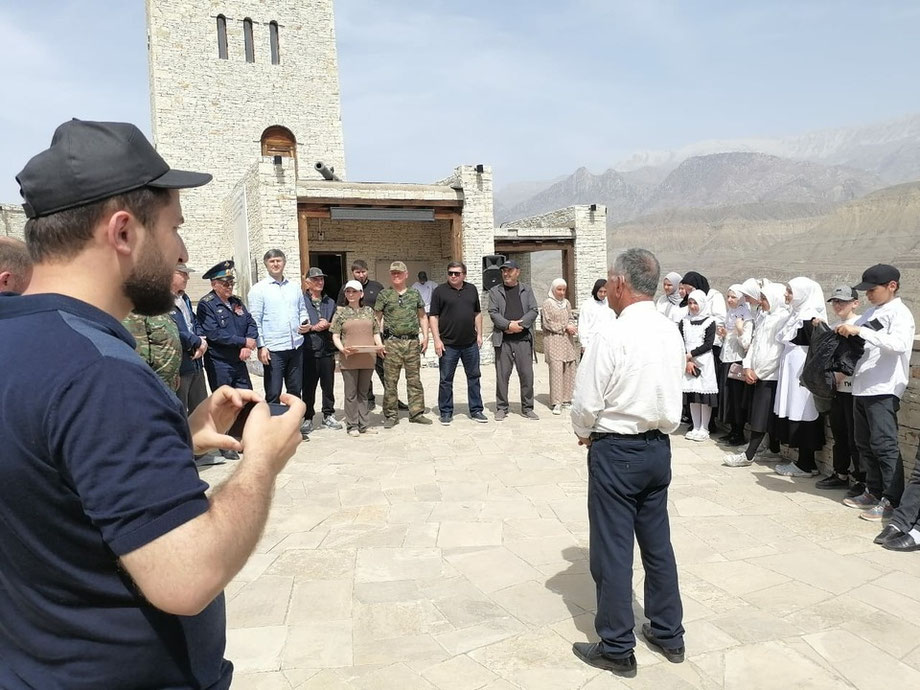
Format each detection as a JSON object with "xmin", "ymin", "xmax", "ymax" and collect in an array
[
  {"xmin": 837, "ymin": 264, "xmax": 915, "ymax": 525},
  {"xmin": 0, "ymin": 119, "xmax": 305, "ymax": 689}
]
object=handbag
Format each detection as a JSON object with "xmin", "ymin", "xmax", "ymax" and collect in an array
[{"xmin": 727, "ymin": 363, "xmax": 746, "ymax": 381}]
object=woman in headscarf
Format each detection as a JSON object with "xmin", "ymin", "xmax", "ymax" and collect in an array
[
  {"xmin": 717, "ymin": 284, "xmax": 755, "ymax": 446},
  {"xmin": 723, "ymin": 282, "xmax": 789, "ymax": 467},
  {"xmin": 656, "ymin": 271, "xmax": 685, "ymax": 323},
  {"xmin": 680, "ymin": 271, "xmax": 727, "ymax": 425},
  {"xmin": 679, "ymin": 290, "xmax": 719, "ymax": 441},
  {"xmin": 772, "ymin": 277, "xmax": 828, "ymax": 477},
  {"xmin": 541, "ymin": 278, "xmax": 578, "ymax": 414},
  {"xmin": 577, "ymin": 278, "xmax": 613, "ymax": 354}
]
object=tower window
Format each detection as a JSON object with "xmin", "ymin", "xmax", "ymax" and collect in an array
[
  {"xmin": 243, "ymin": 18, "xmax": 255, "ymax": 63},
  {"xmin": 261, "ymin": 126, "xmax": 296, "ymax": 158},
  {"xmin": 270, "ymin": 21, "xmax": 280, "ymax": 65},
  {"xmin": 217, "ymin": 15, "xmax": 228, "ymax": 59}
]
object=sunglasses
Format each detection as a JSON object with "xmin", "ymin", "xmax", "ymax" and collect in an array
[
  {"xmin": 447, "ymin": 271, "xmax": 463, "ymax": 276},
  {"xmin": 216, "ymin": 279, "xmax": 235, "ymax": 286}
]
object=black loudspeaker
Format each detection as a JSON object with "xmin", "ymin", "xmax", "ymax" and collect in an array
[{"xmin": 482, "ymin": 254, "xmax": 506, "ymax": 290}]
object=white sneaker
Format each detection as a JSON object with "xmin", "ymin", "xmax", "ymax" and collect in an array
[
  {"xmin": 723, "ymin": 452, "xmax": 753, "ymax": 467},
  {"xmin": 552, "ymin": 404, "xmax": 562, "ymax": 415},
  {"xmin": 691, "ymin": 430, "xmax": 710, "ymax": 442},
  {"xmin": 685, "ymin": 429, "xmax": 700, "ymax": 440}
]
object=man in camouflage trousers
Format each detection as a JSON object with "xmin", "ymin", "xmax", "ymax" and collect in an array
[
  {"xmin": 122, "ymin": 312, "xmax": 183, "ymax": 392},
  {"xmin": 375, "ymin": 261, "xmax": 433, "ymax": 427}
]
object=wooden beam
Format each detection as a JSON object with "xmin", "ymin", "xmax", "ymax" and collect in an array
[
  {"xmin": 297, "ymin": 196, "xmax": 463, "ymax": 209},
  {"xmin": 562, "ymin": 246, "xmax": 576, "ymax": 305},
  {"xmin": 494, "ymin": 240, "xmax": 574, "ymax": 254},
  {"xmin": 450, "ymin": 213, "xmax": 463, "ymax": 262},
  {"xmin": 300, "ymin": 209, "xmax": 331, "ymax": 219},
  {"xmin": 298, "ymin": 214, "xmax": 310, "ymax": 281}
]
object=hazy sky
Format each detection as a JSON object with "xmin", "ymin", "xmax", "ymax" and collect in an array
[{"xmin": 1, "ymin": 0, "xmax": 919, "ymax": 203}]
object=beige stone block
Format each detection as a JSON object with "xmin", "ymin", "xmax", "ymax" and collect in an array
[
  {"xmin": 685, "ymin": 560, "xmax": 791, "ymax": 596},
  {"xmin": 225, "ymin": 626, "xmax": 287, "ymax": 674},
  {"xmin": 353, "ymin": 600, "xmax": 452, "ymax": 641},
  {"xmin": 236, "ymin": 553, "xmax": 282, "ymax": 583},
  {"xmin": 421, "ymin": 654, "xmax": 498, "ymax": 690},
  {"xmin": 673, "ymin": 496, "xmax": 739, "ymax": 517},
  {"xmin": 231, "ymin": 670, "xmax": 296, "ymax": 689},
  {"xmin": 282, "ymin": 621, "xmax": 353, "ymax": 669},
  {"xmin": 287, "ymin": 580, "xmax": 353, "ymax": 624},
  {"xmin": 804, "ymin": 629, "xmax": 920, "ymax": 688},
  {"xmin": 267, "ymin": 549, "xmax": 356, "ymax": 581},
  {"xmin": 348, "ymin": 663, "xmax": 437, "ymax": 690},
  {"xmin": 228, "ymin": 575, "xmax": 294, "ymax": 629},
  {"xmin": 428, "ymin": 502, "xmax": 484, "ymax": 522},
  {"xmin": 355, "ymin": 547, "xmax": 444, "ymax": 582},
  {"xmin": 434, "ymin": 618, "xmax": 526, "ymax": 655},
  {"xmin": 490, "ymin": 580, "xmax": 585, "ymax": 626},
  {"xmin": 722, "ymin": 640, "xmax": 846, "ymax": 689},
  {"xmin": 741, "ymin": 580, "xmax": 834, "ymax": 617},
  {"xmin": 747, "ymin": 549, "xmax": 884, "ymax": 595},
  {"xmin": 404, "ymin": 523, "xmax": 441, "ymax": 548},
  {"xmin": 354, "ymin": 580, "xmax": 423, "ymax": 604},
  {"xmin": 444, "ymin": 547, "xmax": 541, "ymax": 593},
  {"xmin": 708, "ymin": 607, "xmax": 804, "ymax": 644},
  {"xmin": 352, "ymin": 634, "xmax": 450, "ymax": 669},
  {"xmin": 467, "ymin": 630, "xmax": 597, "ymax": 686},
  {"xmin": 436, "ymin": 521, "xmax": 503, "ymax": 548},
  {"xmin": 504, "ymin": 535, "xmax": 581, "ymax": 567}
]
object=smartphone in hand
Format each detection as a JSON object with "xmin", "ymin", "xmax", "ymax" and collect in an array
[{"xmin": 227, "ymin": 401, "xmax": 289, "ymax": 440}]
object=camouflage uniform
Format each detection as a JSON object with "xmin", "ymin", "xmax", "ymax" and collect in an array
[
  {"xmin": 122, "ymin": 312, "xmax": 182, "ymax": 392},
  {"xmin": 375, "ymin": 287, "xmax": 426, "ymax": 419}
]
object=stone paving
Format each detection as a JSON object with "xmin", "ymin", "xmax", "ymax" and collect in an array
[{"xmin": 204, "ymin": 365, "xmax": 920, "ymax": 688}]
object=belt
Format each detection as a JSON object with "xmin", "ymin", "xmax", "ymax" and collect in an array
[
  {"xmin": 589, "ymin": 429, "xmax": 664, "ymax": 441},
  {"xmin": 385, "ymin": 334, "xmax": 419, "ymax": 341}
]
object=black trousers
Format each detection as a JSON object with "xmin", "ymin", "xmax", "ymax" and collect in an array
[
  {"xmin": 367, "ymin": 356, "xmax": 386, "ymax": 402},
  {"xmin": 891, "ymin": 446, "xmax": 920, "ymax": 533},
  {"xmin": 494, "ymin": 339, "xmax": 534, "ymax": 413},
  {"xmin": 588, "ymin": 432, "xmax": 684, "ymax": 657},
  {"xmin": 177, "ymin": 368, "xmax": 208, "ymax": 415},
  {"xmin": 263, "ymin": 348, "xmax": 303, "ymax": 403},
  {"xmin": 302, "ymin": 352, "xmax": 336, "ymax": 420},
  {"xmin": 830, "ymin": 392, "xmax": 862, "ymax": 480},
  {"xmin": 854, "ymin": 394, "xmax": 904, "ymax": 504}
]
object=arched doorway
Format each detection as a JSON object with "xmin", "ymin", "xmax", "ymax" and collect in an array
[{"xmin": 260, "ymin": 125, "xmax": 297, "ymax": 159}]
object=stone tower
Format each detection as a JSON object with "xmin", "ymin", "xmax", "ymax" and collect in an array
[{"xmin": 145, "ymin": 0, "xmax": 346, "ymax": 268}]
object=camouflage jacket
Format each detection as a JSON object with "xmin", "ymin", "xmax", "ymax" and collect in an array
[
  {"xmin": 122, "ymin": 312, "xmax": 182, "ymax": 392},
  {"xmin": 374, "ymin": 287, "xmax": 425, "ymax": 337}
]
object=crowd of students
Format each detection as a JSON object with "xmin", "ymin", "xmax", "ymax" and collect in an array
[{"xmin": 650, "ymin": 264, "xmax": 919, "ymax": 549}]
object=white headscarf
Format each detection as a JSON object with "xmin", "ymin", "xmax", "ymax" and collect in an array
[
  {"xmin": 760, "ymin": 282, "xmax": 788, "ymax": 315},
  {"xmin": 548, "ymin": 278, "xmax": 568, "ymax": 307},
  {"xmin": 664, "ymin": 271, "xmax": 682, "ymax": 305},
  {"xmin": 686, "ymin": 289, "xmax": 712, "ymax": 320},
  {"xmin": 727, "ymin": 284, "xmax": 753, "ymax": 323},
  {"xmin": 788, "ymin": 277, "xmax": 828, "ymax": 322},
  {"xmin": 738, "ymin": 278, "xmax": 761, "ymax": 302}
]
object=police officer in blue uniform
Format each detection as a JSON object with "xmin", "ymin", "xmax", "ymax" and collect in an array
[{"xmin": 197, "ymin": 260, "xmax": 259, "ymax": 392}]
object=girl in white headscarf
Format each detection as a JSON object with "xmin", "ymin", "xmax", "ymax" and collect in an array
[
  {"xmin": 723, "ymin": 282, "xmax": 789, "ymax": 467},
  {"xmin": 773, "ymin": 277, "xmax": 828, "ymax": 478},
  {"xmin": 578, "ymin": 278, "xmax": 614, "ymax": 353},
  {"xmin": 541, "ymin": 278, "xmax": 578, "ymax": 414},
  {"xmin": 717, "ymin": 285, "xmax": 755, "ymax": 446},
  {"xmin": 679, "ymin": 289, "xmax": 719, "ymax": 441},
  {"xmin": 656, "ymin": 271, "xmax": 686, "ymax": 323}
]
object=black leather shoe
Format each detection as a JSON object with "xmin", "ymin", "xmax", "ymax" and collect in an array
[
  {"xmin": 874, "ymin": 524, "xmax": 902, "ymax": 545},
  {"xmin": 397, "ymin": 400, "xmax": 409, "ymax": 411},
  {"xmin": 816, "ymin": 474, "xmax": 849, "ymax": 490},
  {"xmin": 882, "ymin": 533, "xmax": 920, "ymax": 552},
  {"xmin": 641, "ymin": 623, "xmax": 685, "ymax": 663},
  {"xmin": 572, "ymin": 642, "xmax": 637, "ymax": 677},
  {"xmin": 845, "ymin": 481, "xmax": 866, "ymax": 498}
]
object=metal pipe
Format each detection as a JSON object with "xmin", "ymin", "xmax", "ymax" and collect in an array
[{"xmin": 314, "ymin": 162, "xmax": 340, "ymax": 181}]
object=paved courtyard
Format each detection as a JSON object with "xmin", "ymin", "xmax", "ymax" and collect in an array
[{"xmin": 204, "ymin": 364, "xmax": 920, "ymax": 688}]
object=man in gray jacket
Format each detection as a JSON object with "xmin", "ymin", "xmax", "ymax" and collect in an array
[{"xmin": 487, "ymin": 260, "xmax": 540, "ymax": 420}]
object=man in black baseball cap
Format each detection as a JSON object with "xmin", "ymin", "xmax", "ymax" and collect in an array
[
  {"xmin": 852, "ymin": 264, "xmax": 900, "ymax": 292},
  {"xmin": 0, "ymin": 120, "xmax": 306, "ymax": 689}
]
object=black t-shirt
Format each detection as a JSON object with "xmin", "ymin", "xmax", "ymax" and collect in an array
[
  {"xmin": 0, "ymin": 294, "xmax": 231, "ymax": 690},
  {"xmin": 430, "ymin": 281, "xmax": 481, "ymax": 348},
  {"xmin": 502, "ymin": 284, "xmax": 527, "ymax": 341}
]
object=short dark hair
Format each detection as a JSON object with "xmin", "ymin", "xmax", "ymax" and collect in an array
[
  {"xmin": 0, "ymin": 236, "xmax": 31, "ymax": 276},
  {"xmin": 447, "ymin": 261, "xmax": 467, "ymax": 274},
  {"xmin": 24, "ymin": 186, "xmax": 172, "ymax": 263},
  {"xmin": 263, "ymin": 248, "xmax": 286, "ymax": 262},
  {"xmin": 351, "ymin": 259, "xmax": 368, "ymax": 271}
]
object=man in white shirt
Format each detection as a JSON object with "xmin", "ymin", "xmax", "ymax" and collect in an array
[
  {"xmin": 411, "ymin": 271, "xmax": 439, "ymax": 314},
  {"xmin": 247, "ymin": 249, "xmax": 310, "ymax": 435},
  {"xmin": 838, "ymin": 264, "xmax": 915, "ymax": 524},
  {"xmin": 570, "ymin": 248, "xmax": 686, "ymax": 678}
]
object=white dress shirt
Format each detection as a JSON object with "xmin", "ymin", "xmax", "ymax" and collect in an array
[
  {"xmin": 247, "ymin": 276, "xmax": 309, "ymax": 351},
  {"xmin": 570, "ymin": 300, "xmax": 685, "ymax": 437},
  {"xmin": 852, "ymin": 297, "xmax": 916, "ymax": 398}
]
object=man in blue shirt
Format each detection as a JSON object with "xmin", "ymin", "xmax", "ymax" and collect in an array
[
  {"xmin": 248, "ymin": 248, "xmax": 310, "ymax": 438},
  {"xmin": 0, "ymin": 118, "xmax": 305, "ymax": 689}
]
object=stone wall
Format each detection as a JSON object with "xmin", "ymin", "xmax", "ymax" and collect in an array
[
  {"xmin": 1, "ymin": 204, "xmax": 26, "ymax": 239},
  {"xmin": 146, "ymin": 0, "xmax": 346, "ymax": 272},
  {"xmin": 898, "ymin": 339, "xmax": 920, "ymax": 474}
]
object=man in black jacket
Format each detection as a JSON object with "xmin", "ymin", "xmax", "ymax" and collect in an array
[{"xmin": 302, "ymin": 267, "xmax": 341, "ymax": 433}]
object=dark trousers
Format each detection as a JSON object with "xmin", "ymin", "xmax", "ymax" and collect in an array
[
  {"xmin": 438, "ymin": 343, "xmax": 483, "ymax": 416},
  {"xmin": 494, "ymin": 339, "xmax": 534, "ymax": 413},
  {"xmin": 891, "ymin": 446, "xmax": 920, "ymax": 533},
  {"xmin": 178, "ymin": 368, "xmax": 208, "ymax": 415},
  {"xmin": 854, "ymin": 394, "xmax": 904, "ymax": 505},
  {"xmin": 204, "ymin": 355, "xmax": 252, "ymax": 391},
  {"xmin": 587, "ymin": 432, "xmax": 684, "ymax": 657},
  {"xmin": 302, "ymin": 352, "xmax": 336, "ymax": 420},
  {"xmin": 368, "ymin": 356, "xmax": 386, "ymax": 403},
  {"xmin": 830, "ymin": 392, "xmax": 862, "ymax": 480},
  {"xmin": 263, "ymin": 348, "xmax": 303, "ymax": 403}
]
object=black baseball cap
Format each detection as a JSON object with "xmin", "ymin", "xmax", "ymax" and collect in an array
[
  {"xmin": 500, "ymin": 259, "xmax": 520, "ymax": 270},
  {"xmin": 16, "ymin": 119, "xmax": 212, "ymax": 219},
  {"xmin": 853, "ymin": 264, "xmax": 900, "ymax": 291}
]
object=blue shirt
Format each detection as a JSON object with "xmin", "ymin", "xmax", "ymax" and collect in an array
[
  {"xmin": 247, "ymin": 276, "xmax": 308, "ymax": 351},
  {"xmin": 0, "ymin": 294, "xmax": 231, "ymax": 690}
]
